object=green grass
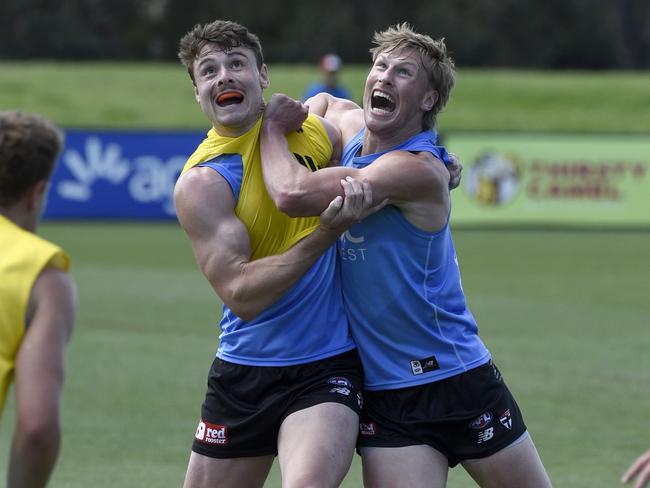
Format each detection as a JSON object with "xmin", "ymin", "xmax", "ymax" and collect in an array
[
  {"xmin": 1, "ymin": 62, "xmax": 650, "ymax": 132},
  {"xmin": 0, "ymin": 223, "xmax": 648, "ymax": 487},
  {"xmin": 1, "ymin": 62, "xmax": 649, "ymax": 486}
]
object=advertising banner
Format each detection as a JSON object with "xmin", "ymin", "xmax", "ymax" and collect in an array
[
  {"xmin": 445, "ymin": 132, "xmax": 650, "ymax": 228},
  {"xmin": 44, "ymin": 129, "xmax": 650, "ymax": 227},
  {"xmin": 44, "ymin": 129, "xmax": 205, "ymax": 219}
]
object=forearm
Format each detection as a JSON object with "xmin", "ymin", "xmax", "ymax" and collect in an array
[
  {"xmin": 260, "ymin": 123, "xmax": 350, "ymax": 216},
  {"xmin": 219, "ymin": 226, "xmax": 340, "ymax": 321},
  {"xmin": 9, "ymin": 269, "xmax": 73, "ymax": 488},
  {"xmin": 9, "ymin": 425, "xmax": 60, "ymax": 488},
  {"xmin": 259, "ymin": 121, "xmax": 309, "ymax": 203},
  {"xmin": 304, "ymin": 92, "xmax": 332, "ymax": 117}
]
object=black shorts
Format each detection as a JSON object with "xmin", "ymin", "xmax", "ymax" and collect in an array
[
  {"xmin": 192, "ymin": 349, "xmax": 364, "ymax": 458},
  {"xmin": 357, "ymin": 360, "xmax": 527, "ymax": 467}
]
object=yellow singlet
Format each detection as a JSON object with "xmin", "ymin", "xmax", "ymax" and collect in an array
[
  {"xmin": 182, "ymin": 114, "xmax": 332, "ymax": 260},
  {"xmin": 0, "ymin": 214, "xmax": 70, "ymax": 413}
]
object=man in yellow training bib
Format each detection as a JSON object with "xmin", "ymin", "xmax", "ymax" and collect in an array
[
  {"xmin": 175, "ymin": 19, "xmax": 381, "ymax": 488},
  {"xmin": 0, "ymin": 111, "xmax": 77, "ymax": 487}
]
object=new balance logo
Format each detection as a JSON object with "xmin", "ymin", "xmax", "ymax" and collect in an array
[{"xmin": 477, "ymin": 427, "xmax": 494, "ymax": 444}]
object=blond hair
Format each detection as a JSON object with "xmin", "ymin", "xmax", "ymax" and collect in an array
[{"xmin": 371, "ymin": 23, "xmax": 455, "ymax": 129}]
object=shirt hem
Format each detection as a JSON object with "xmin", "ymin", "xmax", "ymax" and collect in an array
[
  {"xmin": 216, "ymin": 343, "xmax": 357, "ymax": 367},
  {"xmin": 363, "ymin": 353, "xmax": 491, "ymax": 391}
]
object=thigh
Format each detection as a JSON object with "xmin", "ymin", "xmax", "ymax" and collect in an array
[
  {"xmin": 461, "ymin": 435, "xmax": 552, "ymax": 488},
  {"xmin": 361, "ymin": 445, "xmax": 448, "ymax": 488},
  {"xmin": 183, "ymin": 451, "xmax": 274, "ymax": 488},
  {"xmin": 278, "ymin": 402, "xmax": 359, "ymax": 488}
]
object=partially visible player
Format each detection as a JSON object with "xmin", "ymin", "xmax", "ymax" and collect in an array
[
  {"xmin": 260, "ymin": 23, "xmax": 551, "ymax": 487},
  {"xmin": 623, "ymin": 450, "xmax": 650, "ymax": 488},
  {"xmin": 0, "ymin": 111, "xmax": 77, "ymax": 487},
  {"xmin": 302, "ymin": 53, "xmax": 353, "ymax": 101}
]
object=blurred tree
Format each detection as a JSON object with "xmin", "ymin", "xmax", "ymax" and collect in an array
[{"xmin": 1, "ymin": 0, "xmax": 648, "ymax": 69}]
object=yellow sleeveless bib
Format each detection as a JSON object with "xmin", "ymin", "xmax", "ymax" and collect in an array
[
  {"xmin": 0, "ymin": 214, "xmax": 70, "ymax": 413},
  {"xmin": 182, "ymin": 114, "xmax": 332, "ymax": 260}
]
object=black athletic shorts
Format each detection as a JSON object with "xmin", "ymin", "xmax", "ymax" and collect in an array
[
  {"xmin": 191, "ymin": 349, "xmax": 364, "ymax": 458},
  {"xmin": 357, "ymin": 360, "xmax": 527, "ymax": 467}
]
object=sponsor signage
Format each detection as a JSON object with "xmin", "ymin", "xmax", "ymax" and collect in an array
[
  {"xmin": 44, "ymin": 129, "xmax": 205, "ymax": 219},
  {"xmin": 444, "ymin": 132, "xmax": 650, "ymax": 228},
  {"xmin": 43, "ymin": 129, "xmax": 650, "ymax": 227}
]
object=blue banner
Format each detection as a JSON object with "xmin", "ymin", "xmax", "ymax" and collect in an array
[{"xmin": 44, "ymin": 129, "xmax": 205, "ymax": 219}]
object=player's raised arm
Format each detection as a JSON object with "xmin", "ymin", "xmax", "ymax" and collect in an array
[{"xmin": 261, "ymin": 96, "xmax": 448, "ymax": 230}]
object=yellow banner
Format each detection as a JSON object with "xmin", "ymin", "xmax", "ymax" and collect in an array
[{"xmin": 444, "ymin": 132, "xmax": 650, "ymax": 227}]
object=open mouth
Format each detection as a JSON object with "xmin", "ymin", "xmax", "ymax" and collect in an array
[
  {"xmin": 370, "ymin": 90, "xmax": 395, "ymax": 113},
  {"xmin": 216, "ymin": 91, "xmax": 244, "ymax": 107}
]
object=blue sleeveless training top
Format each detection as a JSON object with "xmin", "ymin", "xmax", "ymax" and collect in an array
[{"xmin": 339, "ymin": 129, "xmax": 490, "ymax": 390}]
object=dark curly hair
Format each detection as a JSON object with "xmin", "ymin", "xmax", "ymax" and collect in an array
[
  {"xmin": 0, "ymin": 111, "xmax": 63, "ymax": 207},
  {"xmin": 178, "ymin": 19, "xmax": 264, "ymax": 84}
]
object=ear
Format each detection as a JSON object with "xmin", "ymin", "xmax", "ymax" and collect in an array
[
  {"xmin": 194, "ymin": 85, "xmax": 200, "ymax": 103},
  {"xmin": 421, "ymin": 89, "xmax": 439, "ymax": 112},
  {"xmin": 259, "ymin": 63, "xmax": 270, "ymax": 89}
]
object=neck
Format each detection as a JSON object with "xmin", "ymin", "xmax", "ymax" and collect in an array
[
  {"xmin": 0, "ymin": 207, "xmax": 36, "ymax": 233},
  {"xmin": 212, "ymin": 104, "xmax": 264, "ymax": 138}
]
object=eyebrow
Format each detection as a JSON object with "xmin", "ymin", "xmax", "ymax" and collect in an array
[
  {"xmin": 376, "ymin": 55, "xmax": 419, "ymax": 69},
  {"xmin": 197, "ymin": 49, "xmax": 249, "ymax": 67}
]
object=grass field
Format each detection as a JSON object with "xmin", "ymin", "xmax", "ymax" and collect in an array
[
  {"xmin": 0, "ymin": 223, "xmax": 648, "ymax": 487},
  {"xmin": 2, "ymin": 62, "xmax": 650, "ymax": 133},
  {"xmin": 0, "ymin": 63, "xmax": 649, "ymax": 486}
]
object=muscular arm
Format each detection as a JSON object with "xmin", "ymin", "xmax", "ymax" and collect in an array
[
  {"xmin": 262, "ymin": 94, "xmax": 461, "ymax": 223},
  {"xmin": 304, "ymin": 93, "xmax": 363, "ymax": 144},
  {"xmin": 261, "ymin": 99, "xmax": 449, "ymax": 231},
  {"xmin": 174, "ymin": 167, "xmax": 367, "ymax": 321},
  {"xmin": 9, "ymin": 267, "xmax": 77, "ymax": 488}
]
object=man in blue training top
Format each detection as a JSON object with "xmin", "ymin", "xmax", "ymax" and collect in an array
[
  {"xmin": 260, "ymin": 23, "xmax": 552, "ymax": 487},
  {"xmin": 302, "ymin": 53, "xmax": 353, "ymax": 101}
]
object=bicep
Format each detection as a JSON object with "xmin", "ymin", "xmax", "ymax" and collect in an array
[
  {"xmin": 359, "ymin": 151, "xmax": 449, "ymax": 205},
  {"xmin": 174, "ymin": 169, "xmax": 252, "ymax": 298}
]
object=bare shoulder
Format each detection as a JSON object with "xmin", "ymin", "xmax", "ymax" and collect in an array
[
  {"xmin": 28, "ymin": 266, "xmax": 77, "ymax": 332},
  {"xmin": 337, "ymin": 106, "xmax": 364, "ymax": 144},
  {"xmin": 175, "ymin": 167, "xmax": 233, "ymax": 208},
  {"xmin": 174, "ymin": 166, "xmax": 237, "ymax": 236},
  {"xmin": 33, "ymin": 267, "xmax": 76, "ymax": 299}
]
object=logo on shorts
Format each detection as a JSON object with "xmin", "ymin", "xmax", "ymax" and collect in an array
[
  {"xmin": 499, "ymin": 409, "xmax": 512, "ymax": 430},
  {"xmin": 359, "ymin": 422, "xmax": 377, "ymax": 436},
  {"xmin": 329, "ymin": 387, "xmax": 351, "ymax": 396},
  {"xmin": 477, "ymin": 427, "xmax": 495, "ymax": 444},
  {"xmin": 194, "ymin": 419, "xmax": 228, "ymax": 445},
  {"xmin": 328, "ymin": 377, "xmax": 353, "ymax": 388},
  {"xmin": 469, "ymin": 411, "xmax": 493, "ymax": 430},
  {"xmin": 357, "ymin": 392, "xmax": 363, "ymax": 409},
  {"xmin": 410, "ymin": 356, "xmax": 439, "ymax": 375},
  {"xmin": 491, "ymin": 361, "xmax": 502, "ymax": 381}
]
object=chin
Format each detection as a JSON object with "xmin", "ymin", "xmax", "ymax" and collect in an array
[
  {"xmin": 365, "ymin": 113, "xmax": 396, "ymax": 132},
  {"xmin": 216, "ymin": 110, "xmax": 249, "ymax": 127}
]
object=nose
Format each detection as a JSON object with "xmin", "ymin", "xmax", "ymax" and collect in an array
[
  {"xmin": 216, "ymin": 66, "xmax": 233, "ymax": 86},
  {"xmin": 377, "ymin": 67, "xmax": 394, "ymax": 85}
]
